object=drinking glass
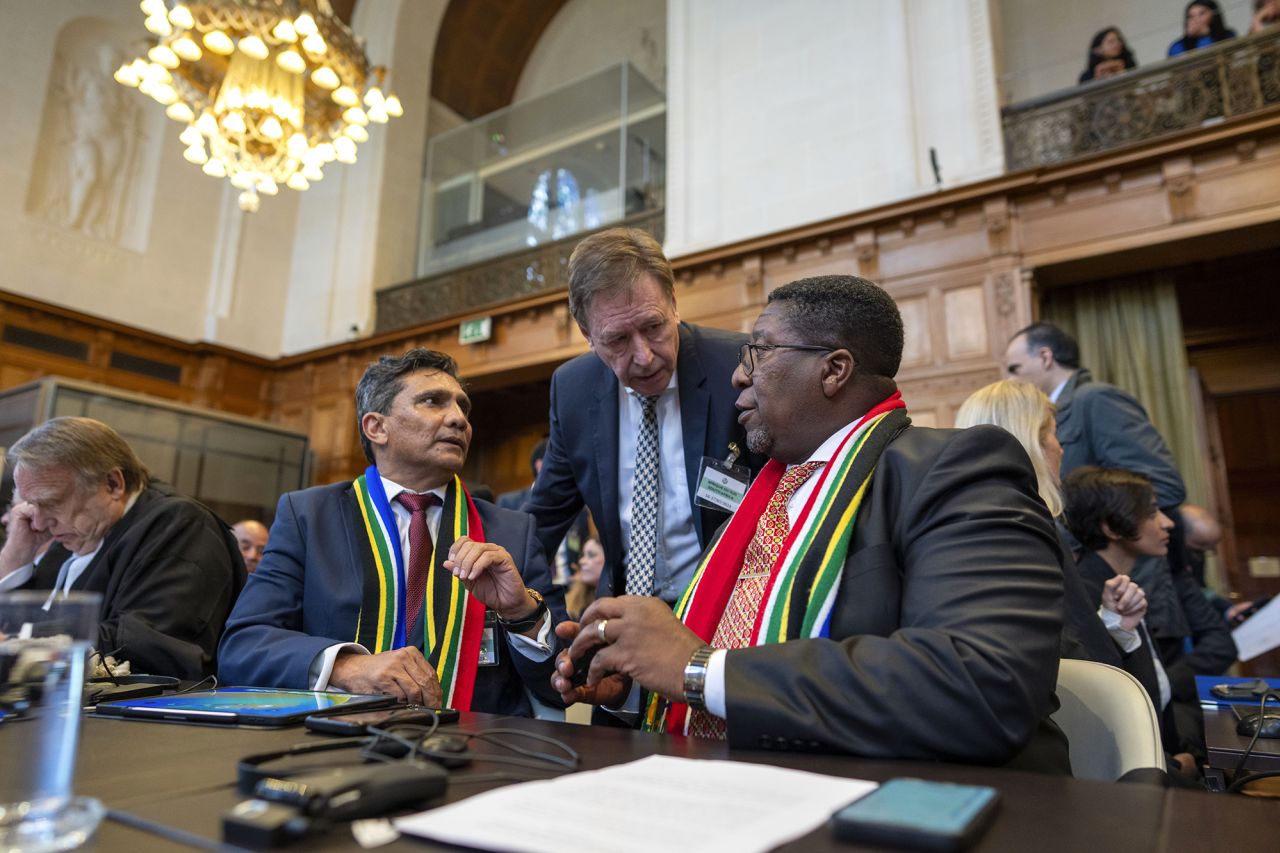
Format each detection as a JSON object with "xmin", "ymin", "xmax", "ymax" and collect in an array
[{"xmin": 0, "ymin": 591, "xmax": 104, "ymax": 853}]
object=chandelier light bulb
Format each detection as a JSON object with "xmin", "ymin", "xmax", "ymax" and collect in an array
[
  {"xmin": 364, "ymin": 86, "xmax": 384, "ymax": 106},
  {"xmin": 334, "ymin": 136, "xmax": 357, "ymax": 161},
  {"xmin": 167, "ymin": 102, "xmax": 195, "ymax": 123},
  {"xmin": 222, "ymin": 111, "xmax": 247, "ymax": 135},
  {"xmin": 310, "ymin": 66, "xmax": 339, "ymax": 89},
  {"xmin": 286, "ymin": 173, "xmax": 309, "ymax": 191},
  {"xmin": 384, "ymin": 95, "xmax": 403, "ymax": 117},
  {"xmin": 169, "ymin": 4, "xmax": 195, "ymax": 29},
  {"xmin": 332, "ymin": 85, "xmax": 358, "ymax": 107},
  {"xmin": 366, "ymin": 103, "xmax": 388, "ymax": 123},
  {"xmin": 293, "ymin": 13, "xmax": 318, "ymax": 37},
  {"xmin": 276, "ymin": 48, "xmax": 305, "ymax": 74},
  {"xmin": 179, "ymin": 125, "xmax": 203, "ymax": 146},
  {"xmin": 151, "ymin": 84, "xmax": 178, "ymax": 105},
  {"xmin": 144, "ymin": 15, "xmax": 173, "ymax": 37},
  {"xmin": 301, "ymin": 33, "xmax": 326, "ymax": 55},
  {"xmin": 148, "ymin": 44, "xmax": 180, "ymax": 69},
  {"xmin": 238, "ymin": 35, "xmax": 269, "ymax": 60},
  {"xmin": 316, "ymin": 141, "xmax": 336, "ymax": 162},
  {"xmin": 114, "ymin": 63, "xmax": 141, "ymax": 87},
  {"xmin": 172, "ymin": 36, "xmax": 201, "ymax": 62},
  {"xmin": 302, "ymin": 163, "xmax": 324, "ymax": 182},
  {"xmin": 202, "ymin": 158, "xmax": 227, "ymax": 178},
  {"xmin": 287, "ymin": 132, "xmax": 309, "ymax": 158},
  {"xmin": 238, "ymin": 191, "xmax": 260, "ymax": 212},
  {"xmin": 203, "ymin": 30, "xmax": 235, "ymax": 55},
  {"xmin": 257, "ymin": 177, "xmax": 279, "ymax": 196},
  {"xmin": 344, "ymin": 124, "xmax": 369, "ymax": 142},
  {"xmin": 260, "ymin": 116, "xmax": 284, "ymax": 139},
  {"xmin": 342, "ymin": 106, "xmax": 368, "ymax": 126},
  {"xmin": 140, "ymin": 0, "xmax": 166, "ymax": 17},
  {"xmin": 195, "ymin": 111, "xmax": 218, "ymax": 135},
  {"xmin": 183, "ymin": 144, "xmax": 208, "ymax": 165},
  {"xmin": 272, "ymin": 19, "xmax": 297, "ymax": 42},
  {"xmin": 245, "ymin": 88, "xmax": 270, "ymax": 110}
]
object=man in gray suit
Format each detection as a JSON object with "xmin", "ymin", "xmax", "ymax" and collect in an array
[
  {"xmin": 1003, "ymin": 322, "xmax": 1185, "ymax": 512},
  {"xmin": 552, "ymin": 275, "xmax": 1069, "ymax": 772}
]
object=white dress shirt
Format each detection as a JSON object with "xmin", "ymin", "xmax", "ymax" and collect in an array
[
  {"xmin": 617, "ymin": 372, "xmax": 702, "ymax": 602},
  {"xmin": 310, "ymin": 475, "xmax": 551, "ymax": 690}
]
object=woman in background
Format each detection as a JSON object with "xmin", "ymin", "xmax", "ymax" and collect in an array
[
  {"xmin": 1080, "ymin": 27, "xmax": 1138, "ymax": 83},
  {"xmin": 1168, "ymin": 1, "xmax": 1236, "ymax": 57},
  {"xmin": 564, "ymin": 537, "xmax": 604, "ymax": 621},
  {"xmin": 956, "ymin": 380, "xmax": 1122, "ymax": 666}
]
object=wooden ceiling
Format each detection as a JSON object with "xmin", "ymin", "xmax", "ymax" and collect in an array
[{"xmin": 430, "ymin": 0, "xmax": 570, "ymax": 120}]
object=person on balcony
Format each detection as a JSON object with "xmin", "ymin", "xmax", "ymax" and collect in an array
[
  {"xmin": 1079, "ymin": 27, "xmax": 1137, "ymax": 83},
  {"xmin": 1250, "ymin": 0, "xmax": 1280, "ymax": 34},
  {"xmin": 1168, "ymin": 1, "xmax": 1236, "ymax": 57}
]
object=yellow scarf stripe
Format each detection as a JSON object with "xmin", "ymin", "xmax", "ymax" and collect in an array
[{"xmin": 354, "ymin": 478, "xmax": 390, "ymax": 653}]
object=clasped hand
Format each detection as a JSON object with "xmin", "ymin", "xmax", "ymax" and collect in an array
[
  {"xmin": 1102, "ymin": 574, "xmax": 1147, "ymax": 632},
  {"xmin": 551, "ymin": 595, "xmax": 705, "ymax": 708}
]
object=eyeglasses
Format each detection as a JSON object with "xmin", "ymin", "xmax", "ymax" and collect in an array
[{"xmin": 738, "ymin": 343, "xmax": 835, "ymax": 377}]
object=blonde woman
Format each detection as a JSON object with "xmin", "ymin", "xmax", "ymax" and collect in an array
[{"xmin": 956, "ymin": 380, "xmax": 1121, "ymax": 665}]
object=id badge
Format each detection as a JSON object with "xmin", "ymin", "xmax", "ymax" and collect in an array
[
  {"xmin": 478, "ymin": 611, "xmax": 499, "ymax": 667},
  {"xmin": 695, "ymin": 456, "xmax": 751, "ymax": 512}
]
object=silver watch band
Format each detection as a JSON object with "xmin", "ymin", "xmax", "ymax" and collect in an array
[{"xmin": 682, "ymin": 645, "xmax": 716, "ymax": 712}]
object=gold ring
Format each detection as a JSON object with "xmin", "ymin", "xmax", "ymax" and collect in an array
[{"xmin": 596, "ymin": 618, "xmax": 609, "ymax": 644}]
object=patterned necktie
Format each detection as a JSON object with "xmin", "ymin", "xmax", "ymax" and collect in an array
[
  {"xmin": 688, "ymin": 460, "xmax": 826, "ymax": 740},
  {"xmin": 625, "ymin": 393, "xmax": 662, "ymax": 596},
  {"xmin": 396, "ymin": 492, "xmax": 441, "ymax": 642}
]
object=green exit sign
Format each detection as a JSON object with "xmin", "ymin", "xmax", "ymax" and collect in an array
[{"xmin": 459, "ymin": 317, "xmax": 492, "ymax": 345}]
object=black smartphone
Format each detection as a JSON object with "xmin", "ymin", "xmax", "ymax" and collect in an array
[
  {"xmin": 830, "ymin": 778, "xmax": 1000, "ymax": 852},
  {"xmin": 304, "ymin": 705, "xmax": 459, "ymax": 735}
]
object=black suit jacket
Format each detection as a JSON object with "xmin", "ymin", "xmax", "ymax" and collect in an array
[
  {"xmin": 29, "ymin": 484, "xmax": 245, "ymax": 680},
  {"xmin": 721, "ymin": 425, "xmax": 1069, "ymax": 772},
  {"xmin": 218, "ymin": 481, "xmax": 566, "ymax": 717},
  {"xmin": 524, "ymin": 322, "xmax": 764, "ymax": 597}
]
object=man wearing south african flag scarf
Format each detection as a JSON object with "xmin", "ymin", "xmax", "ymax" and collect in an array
[
  {"xmin": 220, "ymin": 349, "xmax": 567, "ymax": 717},
  {"xmin": 552, "ymin": 276, "xmax": 1072, "ymax": 773}
]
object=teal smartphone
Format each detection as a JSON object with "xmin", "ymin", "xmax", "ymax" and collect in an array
[{"xmin": 830, "ymin": 778, "xmax": 1000, "ymax": 851}]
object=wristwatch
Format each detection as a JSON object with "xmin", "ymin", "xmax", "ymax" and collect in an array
[
  {"xmin": 682, "ymin": 645, "xmax": 716, "ymax": 712},
  {"xmin": 496, "ymin": 588, "xmax": 547, "ymax": 632}
]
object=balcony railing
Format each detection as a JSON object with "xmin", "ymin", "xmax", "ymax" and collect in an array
[{"xmin": 1003, "ymin": 28, "xmax": 1280, "ymax": 172}]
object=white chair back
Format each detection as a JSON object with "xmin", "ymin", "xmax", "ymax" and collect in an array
[{"xmin": 1052, "ymin": 658, "xmax": 1165, "ymax": 781}]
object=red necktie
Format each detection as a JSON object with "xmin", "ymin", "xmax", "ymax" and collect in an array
[
  {"xmin": 688, "ymin": 460, "xmax": 825, "ymax": 739},
  {"xmin": 395, "ymin": 492, "xmax": 441, "ymax": 642}
]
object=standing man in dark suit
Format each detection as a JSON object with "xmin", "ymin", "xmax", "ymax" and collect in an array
[
  {"xmin": 1002, "ymin": 322, "xmax": 1185, "ymax": 512},
  {"xmin": 524, "ymin": 227, "xmax": 762, "ymax": 605},
  {"xmin": 551, "ymin": 276, "xmax": 1069, "ymax": 772},
  {"xmin": 219, "ymin": 349, "xmax": 566, "ymax": 716}
]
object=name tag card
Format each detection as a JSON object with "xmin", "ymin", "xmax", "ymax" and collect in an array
[{"xmin": 695, "ymin": 457, "xmax": 751, "ymax": 513}]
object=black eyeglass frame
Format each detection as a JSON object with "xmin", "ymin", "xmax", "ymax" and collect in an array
[{"xmin": 738, "ymin": 343, "xmax": 836, "ymax": 376}]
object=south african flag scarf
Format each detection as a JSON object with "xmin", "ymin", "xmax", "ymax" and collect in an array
[
  {"xmin": 644, "ymin": 393, "xmax": 909, "ymax": 735},
  {"xmin": 352, "ymin": 466, "xmax": 487, "ymax": 710}
]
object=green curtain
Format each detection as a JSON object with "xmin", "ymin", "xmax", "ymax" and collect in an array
[{"xmin": 1041, "ymin": 272, "xmax": 1205, "ymax": 507}]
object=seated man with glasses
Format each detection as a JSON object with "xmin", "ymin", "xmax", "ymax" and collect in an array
[{"xmin": 552, "ymin": 274, "xmax": 1071, "ymax": 772}]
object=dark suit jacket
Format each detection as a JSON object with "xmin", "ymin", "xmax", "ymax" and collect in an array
[
  {"xmin": 721, "ymin": 425, "xmax": 1070, "ymax": 772},
  {"xmin": 29, "ymin": 484, "xmax": 244, "ymax": 680},
  {"xmin": 1055, "ymin": 368, "xmax": 1185, "ymax": 510},
  {"xmin": 524, "ymin": 322, "xmax": 764, "ymax": 597},
  {"xmin": 218, "ymin": 481, "xmax": 567, "ymax": 717}
]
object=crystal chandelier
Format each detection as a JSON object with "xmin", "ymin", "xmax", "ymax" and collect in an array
[{"xmin": 113, "ymin": 0, "xmax": 402, "ymax": 211}]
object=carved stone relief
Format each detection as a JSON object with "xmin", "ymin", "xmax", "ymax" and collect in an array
[{"xmin": 24, "ymin": 19, "xmax": 160, "ymax": 251}]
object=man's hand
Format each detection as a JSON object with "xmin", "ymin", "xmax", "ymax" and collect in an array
[
  {"xmin": 551, "ymin": 596, "xmax": 705, "ymax": 703},
  {"xmin": 550, "ymin": 620, "xmax": 631, "ymax": 707},
  {"xmin": 329, "ymin": 647, "xmax": 442, "ymax": 706},
  {"xmin": 0, "ymin": 501, "xmax": 52, "ymax": 578},
  {"xmin": 445, "ymin": 536, "xmax": 533, "ymax": 620},
  {"xmin": 1102, "ymin": 575, "xmax": 1147, "ymax": 632}
]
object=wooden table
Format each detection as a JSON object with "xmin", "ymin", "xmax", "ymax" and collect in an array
[{"xmin": 11, "ymin": 712, "xmax": 1274, "ymax": 851}]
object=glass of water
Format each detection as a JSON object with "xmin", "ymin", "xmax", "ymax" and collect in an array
[{"xmin": 0, "ymin": 591, "xmax": 104, "ymax": 853}]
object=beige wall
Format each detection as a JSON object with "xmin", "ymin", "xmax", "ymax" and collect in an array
[{"xmin": 514, "ymin": 0, "xmax": 667, "ymax": 98}]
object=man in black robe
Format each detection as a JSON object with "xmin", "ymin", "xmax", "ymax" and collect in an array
[{"xmin": 0, "ymin": 417, "xmax": 244, "ymax": 679}]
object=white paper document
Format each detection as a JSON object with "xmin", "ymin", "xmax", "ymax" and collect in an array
[
  {"xmin": 394, "ymin": 754, "xmax": 877, "ymax": 853},
  {"xmin": 1232, "ymin": 595, "xmax": 1280, "ymax": 661}
]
